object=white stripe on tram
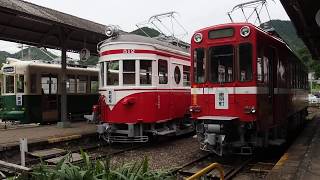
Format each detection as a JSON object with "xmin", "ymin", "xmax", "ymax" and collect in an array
[{"xmin": 191, "ymin": 87, "xmax": 307, "ymax": 95}]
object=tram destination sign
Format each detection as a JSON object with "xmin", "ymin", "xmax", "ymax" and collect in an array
[{"xmin": 3, "ymin": 66, "xmax": 15, "ymax": 73}]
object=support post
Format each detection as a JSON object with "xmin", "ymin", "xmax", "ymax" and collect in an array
[
  {"xmin": 19, "ymin": 138, "xmax": 28, "ymax": 167},
  {"xmin": 57, "ymin": 37, "xmax": 71, "ymax": 128}
]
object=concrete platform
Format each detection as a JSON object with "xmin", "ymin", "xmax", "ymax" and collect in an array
[
  {"xmin": 0, "ymin": 122, "xmax": 97, "ymax": 151},
  {"xmin": 266, "ymin": 113, "xmax": 320, "ymax": 180}
]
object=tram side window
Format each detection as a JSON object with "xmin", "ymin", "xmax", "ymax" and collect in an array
[
  {"xmin": 158, "ymin": 60, "xmax": 168, "ymax": 84},
  {"xmin": 67, "ymin": 75, "xmax": 76, "ymax": 93},
  {"xmin": 5, "ymin": 75, "xmax": 14, "ymax": 93},
  {"xmin": 30, "ymin": 74, "xmax": 37, "ymax": 93},
  {"xmin": 17, "ymin": 75, "xmax": 24, "ymax": 93},
  {"xmin": 209, "ymin": 45, "xmax": 234, "ymax": 83},
  {"xmin": 106, "ymin": 61, "xmax": 119, "ymax": 85},
  {"xmin": 123, "ymin": 60, "xmax": 135, "ymax": 85},
  {"xmin": 183, "ymin": 65, "xmax": 190, "ymax": 86},
  {"xmin": 100, "ymin": 62, "xmax": 104, "ymax": 87},
  {"xmin": 90, "ymin": 76, "xmax": 98, "ymax": 93},
  {"xmin": 77, "ymin": 76, "xmax": 87, "ymax": 93},
  {"xmin": 239, "ymin": 43, "xmax": 253, "ymax": 81},
  {"xmin": 140, "ymin": 60, "xmax": 152, "ymax": 85},
  {"xmin": 194, "ymin": 48, "xmax": 205, "ymax": 83}
]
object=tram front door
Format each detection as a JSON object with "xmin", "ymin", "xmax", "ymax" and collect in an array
[{"xmin": 41, "ymin": 74, "xmax": 59, "ymax": 122}]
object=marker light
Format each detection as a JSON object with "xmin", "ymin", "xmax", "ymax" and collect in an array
[
  {"xmin": 194, "ymin": 33, "xmax": 203, "ymax": 43},
  {"xmin": 105, "ymin": 25, "xmax": 120, "ymax": 37},
  {"xmin": 240, "ymin": 26, "xmax": 250, "ymax": 37}
]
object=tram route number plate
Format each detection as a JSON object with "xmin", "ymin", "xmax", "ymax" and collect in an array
[
  {"xmin": 106, "ymin": 89, "xmax": 115, "ymax": 105},
  {"xmin": 16, "ymin": 94, "xmax": 23, "ymax": 106},
  {"xmin": 215, "ymin": 89, "xmax": 228, "ymax": 109}
]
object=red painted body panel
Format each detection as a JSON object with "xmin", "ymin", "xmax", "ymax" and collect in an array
[{"xmin": 99, "ymin": 91, "xmax": 190, "ymax": 124}]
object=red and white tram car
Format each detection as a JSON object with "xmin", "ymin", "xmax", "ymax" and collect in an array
[
  {"xmin": 95, "ymin": 30, "xmax": 192, "ymax": 142},
  {"xmin": 190, "ymin": 23, "xmax": 308, "ymax": 155}
]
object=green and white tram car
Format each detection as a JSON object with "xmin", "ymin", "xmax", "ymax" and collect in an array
[{"xmin": 0, "ymin": 58, "xmax": 99, "ymax": 123}]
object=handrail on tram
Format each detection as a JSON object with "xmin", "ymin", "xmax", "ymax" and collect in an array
[{"xmin": 185, "ymin": 162, "xmax": 224, "ymax": 180}]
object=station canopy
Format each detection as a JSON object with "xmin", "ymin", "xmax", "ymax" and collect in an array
[
  {"xmin": 280, "ymin": 0, "xmax": 320, "ymax": 60},
  {"xmin": 0, "ymin": 0, "xmax": 107, "ymax": 55}
]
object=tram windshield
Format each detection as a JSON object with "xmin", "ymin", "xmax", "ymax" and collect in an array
[
  {"xmin": 239, "ymin": 43, "xmax": 253, "ymax": 81},
  {"xmin": 140, "ymin": 60, "xmax": 152, "ymax": 85},
  {"xmin": 209, "ymin": 45, "xmax": 234, "ymax": 83},
  {"xmin": 106, "ymin": 61, "xmax": 119, "ymax": 86}
]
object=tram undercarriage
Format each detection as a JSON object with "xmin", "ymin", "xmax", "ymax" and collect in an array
[
  {"xmin": 97, "ymin": 118, "xmax": 194, "ymax": 143},
  {"xmin": 196, "ymin": 109, "xmax": 307, "ymax": 156}
]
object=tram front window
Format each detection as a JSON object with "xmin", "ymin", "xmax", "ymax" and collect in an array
[
  {"xmin": 5, "ymin": 75, "xmax": 14, "ymax": 93},
  {"xmin": 209, "ymin": 45, "xmax": 234, "ymax": 83},
  {"xmin": 123, "ymin": 60, "xmax": 135, "ymax": 85},
  {"xmin": 140, "ymin": 60, "xmax": 152, "ymax": 85},
  {"xmin": 239, "ymin": 43, "xmax": 253, "ymax": 81},
  {"xmin": 194, "ymin": 48, "xmax": 205, "ymax": 83},
  {"xmin": 106, "ymin": 61, "xmax": 119, "ymax": 85}
]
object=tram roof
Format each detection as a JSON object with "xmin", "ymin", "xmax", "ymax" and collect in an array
[
  {"xmin": 101, "ymin": 33, "xmax": 190, "ymax": 54},
  {"xmin": 2, "ymin": 58, "xmax": 98, "ymax": 72},
  {"xmin": 0, "ymin": 0, "xmax": 107, "ymax": 55}
]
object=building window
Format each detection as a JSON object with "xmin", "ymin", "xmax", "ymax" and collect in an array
[
  {"xmin": 5, "ymin": 75, "xmax": 14, "ymax": 93},
  {"xmin": 174, "ymin": 66, "xmax": 181, "ymax": 84},
  {"xmin": 17, "ymin": 75, "xmax": 24, "ymax": 93},
  {"xmin": 183, "ymin": 65, "xmax": 190, "ymax": 86},
  {"xmin": 194, "ymin": 48, "xmax": 205, "ymax": 83},
  {"xmin": 123, "ymin": 60, "xmax": 135, "ymax": 85},
  {"xmin": 106, "ymin": 61, "xmax": 119, "ymax": 85},
  {"xmin": 239, "ymin": 43, "xmax": 253, "ymax": 81},
  {"xmin": 77, "ymin": 76, "xmax": 87, "ymax": 93},
  {"xmin": 90, "ymin": 76, "xmax": 98, "ymax": 93},
  {"xmin": 67, "ymin": 75, "xmax": 76, "ymax": 93},
  {"xmin": 158, "ymin": 60, "xmax": 168, "ymax": 84},
  {"xmin": 140, "ymin": 60, "xmax": 152, "ymax": 85}
]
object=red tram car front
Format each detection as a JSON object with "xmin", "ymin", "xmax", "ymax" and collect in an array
[
  {"xmin": 190, "ymin": 23, "xmax": 308, "ymax": 155},
  {"xmin": 94, "ymin": 29, "xmax": 193, "ymax": 143}
]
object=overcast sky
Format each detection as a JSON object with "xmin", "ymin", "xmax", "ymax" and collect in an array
[{"xmin": 0, "ymin": 0, "xmax": 289, "ymax": 57}]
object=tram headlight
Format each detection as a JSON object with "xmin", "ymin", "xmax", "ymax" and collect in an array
[
  {"xmin": 105, "ymin": 25, "xmax": 120, "ymax": 37},
  {"xmin": 250, "ymin": 106, "xmax": 256, "ymax": 113},
  {"xmin": 193, "ymin": 33, "xmax": 203, "ymax": 43},
  {"xmin": 244, "ymin": 106, "xmax": 256, "ymax": 114},
  {"xmin": 240, "ymin": 26, "xmax": 250, "ymax": 37}
]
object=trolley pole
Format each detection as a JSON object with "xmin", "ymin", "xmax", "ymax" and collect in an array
[{"xmin": 58, "ymin": 34, "xmax": 71, "ymax": 128}]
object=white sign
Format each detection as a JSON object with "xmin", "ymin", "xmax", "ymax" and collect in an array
[
  {"xmin": 16, "ymin": 94, "xmax": 23, "ymax": 106},
  {"xmin": 80, "ymin": 48, "xmax": 90, "ymax": 61},
  {"xmin": 106, "ymin": 89, "xmax": 116, "ymax": 105},
  {"xmin": 3, "ymin": 66, "xmax": 15, "ymax": 73},
  {"xmin": 215, "ymin": 89, "xmax": 228, "ymax": 109}
]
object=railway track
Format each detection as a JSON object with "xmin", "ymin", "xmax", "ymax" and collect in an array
[
  {"xmin": 176, "ymin": 154, "xmax": 252, "ymax": 180},
  {"xmin": 0, "ymin": 137, "xmax": 147, "ymax": 177}
]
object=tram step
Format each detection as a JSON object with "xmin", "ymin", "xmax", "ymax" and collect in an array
[
  {"xmin": 156, "ymin": 129, "xmax": 176, "ymax": 136},
  {"xmin": 269, "ymin": 139, "xmax": 286, "ymax": 146}
]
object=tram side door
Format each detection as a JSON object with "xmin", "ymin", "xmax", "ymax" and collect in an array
[
  {"xmin": 41, "ymin": 74, "xmax": 59, "ymax": 122},
  {"xmin": 157, "ymin": 59, "xmax": 170, "ymax": 121},
  {"xmin": 266, "ymin": 47, "xmax": 277, "ymax": 126}
]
